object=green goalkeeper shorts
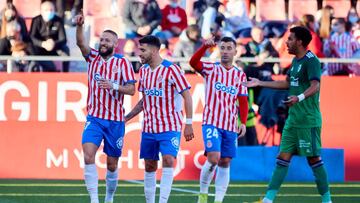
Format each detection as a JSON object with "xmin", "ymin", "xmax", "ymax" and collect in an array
[{"xmin": 280, "ymin": 126, "xmax": 322, "ymax": 157}]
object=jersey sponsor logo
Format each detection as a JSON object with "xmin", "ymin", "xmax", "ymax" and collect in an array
[
  {"xmin": 214, "ymin": 82, "xmax": 237, "ymax": 95},
  {"xmin": 290, "ymin": 76, "xmax": 299, "ymax": 86},
  {"xmin": 144, "ymin": 88, "xmax": 163, "ymax": 97}
]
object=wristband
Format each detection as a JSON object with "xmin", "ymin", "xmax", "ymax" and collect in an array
[
  {"xmin": 185, "ymin": 118, "xmax": 192, "ymax": 125},
  {"xmin": 297, "ymin": 93, "xmax": 305, "ymax": 102},
  {"xmin": 112, "ymin": 83, "xmax": 120, "ymax": 91}
]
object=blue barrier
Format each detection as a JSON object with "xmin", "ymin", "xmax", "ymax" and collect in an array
[{"xmin": 230, "ymin": 146, "xmax": 344, "ymax": 182}]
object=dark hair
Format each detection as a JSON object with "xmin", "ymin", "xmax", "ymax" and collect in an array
[
  {"xmin": 334, "ymin": 17, "xmax": 346, "ymax": 25},
  {"xmin": 138, "ymin": 35, "xmax": 161, "ymax": 49},
  {"xmin": 289, "ymin": 26, "xmax": 312, "ymax": 47},
  {"xmin": 103, "ymin": 29, "xmax": 118, "ymax": 39},
  {"xmin": 220, "ymin": 36, "xmax": 236, "ymax": 46}
]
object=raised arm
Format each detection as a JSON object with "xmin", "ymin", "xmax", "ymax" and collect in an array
[
  {"xmin": 189, "ymin": 38, "xmax": 216, "ymax": 73},
  {"xmin": 74, "ymin": 10, "xmax": 90, "ymax": 56}
]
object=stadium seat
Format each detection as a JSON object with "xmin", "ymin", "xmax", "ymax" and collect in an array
[
  {"xmin": 83, "ymin": 0, "xmax": 113, "ymax": 17},
  {"xmin": 323, "ymin": 0, "xmax": 351, "ymax": 17},
  {"xmin": 255, "ymin": 0, "xmax": 286, "ymax": 22},
  {"xmin": 288, "ymin": 0, "xmax": 318, "ymax": 21},
  {"xmin": 12, "ymin": 0, "xmax": 41, "ymax": 18}
]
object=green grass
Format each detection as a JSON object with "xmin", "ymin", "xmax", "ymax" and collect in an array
[{"xmin": 0, "ymin": 179, "xmax": 359, "ymax": 203}]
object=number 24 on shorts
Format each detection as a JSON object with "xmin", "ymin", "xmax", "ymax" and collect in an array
[{"xmin": 206, "ymin": 128, "xmax": 219, "ymax": 139}]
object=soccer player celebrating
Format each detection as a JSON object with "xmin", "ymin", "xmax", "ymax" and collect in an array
[
  {"xmin": 189, "ymin": 37, "xmax": 249, "ymax": 203},
  {"xmin": 74, "ymin": 11, "xmax": 136, "ymax": 203},
  {"xmin": 126, "ymin": 35, "xmax": 194, "ymax": 203},
  {"xmin": 244, "ymin": 26, "xmax": 332, "ymax": 203}
]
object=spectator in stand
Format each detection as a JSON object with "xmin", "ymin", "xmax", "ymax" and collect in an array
[
  {"xmin": 195, "ymin": 0, "xmax": 224, "ymax": 39},
  {"xmin": 0, "ymin": 3, "xmax": 30, "ymax": 43},
  {"xmin": 173, "ymin": 24, "xmax": 204, "ymax": 70},
  {"xmin": 317, "ymin": 5, "xmax": 334, "ymax": 40},
  {"xmin": 123, "ymin": 0, "xmax": 162, "ymax": 39},
  {"xmin": 173, "ymin": 24, "xmax": 203, "ymax": 58},
  {"xmin": 347, "ymin": 7, "xmax": 359, "ymax": 29},
  {"xmin": 155, "ymin": 0, "xmax": 187, "ymax": 44},
  {"xmin": 300, "ymin": 15, "xmax": 324, "ymax": 58},
  {"xmin": 223, "ymin": 0, "xmax": 252, "ymax": 38},
  {"xmin": 30, "ymin": 1, "xmax": 70, "ymax": 72},
  {"xmin": 47, "ymin": 0, "xmax": 83, "ymax": 20},
  {"xmin": 0, "ymin": 21, "xmax": 34, "ymax": 71},
  {"xmin": 242, "ymin": 26, "xmax": 279, "ymax": 81},
  {"xmin": 192, "ymin": 0, "xmax": 207, "ymax": 24},
  {"xmin": 353, "ymin": 19, "xmax": 360, "ymax": 43},
  {"xmin": 324, "ymin": 18, "xmax": 360, "ymax": 75}
]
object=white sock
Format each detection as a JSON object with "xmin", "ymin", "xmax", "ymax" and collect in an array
[
  {"xmin": 105, "ymin": 169, "xmax": 118, "ymax": 202},
  {"xmin": 215, "ymin": 166, "xmax": 230, "ymax": 202},
  {"xmin": 200, "ymin": 160, "xmax": 217, "ymax": 194},
  {"xmin": 84, "ymin": 164, "xmax": 99, "ymax": 203},
  {"xmin": 144, "ymin": 171, "xmax": 156, "ymax": 203},
  {"xmin": 159, "ymin": 167, "xmax": 174, "ymax": 203}
]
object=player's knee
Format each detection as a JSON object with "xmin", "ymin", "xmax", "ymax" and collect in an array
[
  {"xmin": 162, "ymin": 156, "xmax": 174, "ymax": 167},
  {"xmin": 83, "ymin": 153, "xmax": 95, "ymax": 164},
  {"xmin": 145, "ymin": 164, "xmax": 157, "ymax": 172},
  {"xmin": 218, "ymin": 158, "xmax": 231, "ymax": 167},
  {"xmin": 277, "ymin": 153, "xmax": 292, "ymax": 162},
  {"xmin": 107, "ymin": 163, "xmax": 118, "ymax": 172},
  {"xmin": 207, "ymin": 156, "xmax": 220, "ymax": 165},
  {"xmin": 307, "ymin": 156, "xmax": 321, "ymax": 165}
]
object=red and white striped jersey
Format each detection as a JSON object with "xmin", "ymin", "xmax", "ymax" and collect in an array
[
  {"xmin": 85, "ymin": 48, "xmax": 136, "ymax": 121},
  {"xmin": 324, "ymin": 32, "xmax": 360, "ymax": 75},
  {"xmin": 200, "ymin": 62, "xmax": 248, "ymax": 133},
  {"xmin": 138, "ymin": 60, "xmax": 191, "ymax": 133}
]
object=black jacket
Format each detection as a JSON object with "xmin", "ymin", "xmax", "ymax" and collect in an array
[{"xmin": 29, "ymin": 15, "xmax": 67, "ymax": 50}]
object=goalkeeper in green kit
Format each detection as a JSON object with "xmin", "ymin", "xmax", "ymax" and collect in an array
[{"xmin": 243, "ymin": 26, "xmax": 332, "ymax": 203}]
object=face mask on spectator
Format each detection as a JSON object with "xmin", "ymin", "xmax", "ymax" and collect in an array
[
  {"xmin": 349, "ymin": 15, "xmax": 358, "ymax": 24},
  {"xmin": 331, "ymin": 24, "xmax": 340, "ymax": 33},
  {"xmin": 42, "ymin": 11, "xmax": 55, "ymax": 22},
  {"xmin": 170, "ymin": 2, "xmax": 178, "ymax": 8}
]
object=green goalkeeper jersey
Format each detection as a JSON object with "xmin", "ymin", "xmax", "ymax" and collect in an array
[{"xmin": 286, "ymin": 51, "xmax": 322, "ymax": 128}]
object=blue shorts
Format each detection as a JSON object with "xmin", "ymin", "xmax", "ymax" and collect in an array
[
  {"xmin": 202, "ymin": 125, "xmax": 238, "ymax": 158},
  {"xmin": 82, "ymin": 115, "xmax": 125, "ymax": 157},
  {"xmin": 140, "ymin": 131, "xmax": 181, "ymax": 160}
]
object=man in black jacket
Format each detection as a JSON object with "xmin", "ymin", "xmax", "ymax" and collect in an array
[{"xmin": 30, "ymin": 1, "xmax": 70, "ymax": 72}]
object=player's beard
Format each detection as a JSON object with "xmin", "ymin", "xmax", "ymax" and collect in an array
[
  {"xmin": 99, "ymin": 46, "xmax": 114, "ymax": 58},
  {"xmin": 140, "ymin": 55, "xmax": 151, "ymax": 65}
]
